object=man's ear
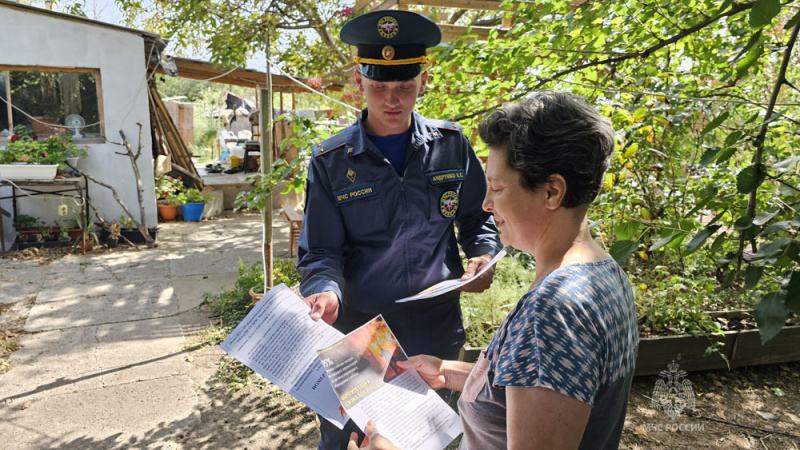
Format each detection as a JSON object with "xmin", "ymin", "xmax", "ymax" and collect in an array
[
  {"xmin": 544, "ymin": 175, "xmax": 567, "ymax": 210},
  {"xmin": 419, "ymin": 71, "xmax": 428, "ymax": 95},
  {"xmin": 353, "ymin": 68, "xmax": 364, "ymax": 92}
]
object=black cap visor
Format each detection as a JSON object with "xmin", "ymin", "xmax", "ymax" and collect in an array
[{"xmin": 359, "ymin": 63, "xmax": 424, "ymax": 82}]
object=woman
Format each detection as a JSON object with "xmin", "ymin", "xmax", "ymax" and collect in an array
[{"xmin": 349, "ymin": 92, "xmax": 639, "ymax": 450}]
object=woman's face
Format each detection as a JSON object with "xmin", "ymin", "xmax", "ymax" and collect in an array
[{"xmin": 482, "ymin": 147, "xmax": 545, "ymax": 253}]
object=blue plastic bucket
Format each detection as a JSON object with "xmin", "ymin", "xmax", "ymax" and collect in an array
[{"xmin": 182, "ymin": 202, "xmax": 205, "ymax": 222}]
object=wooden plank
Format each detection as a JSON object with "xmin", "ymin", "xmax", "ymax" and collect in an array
[
  {"xmin": 152, "ymin": 57, "xmax": 344, "ymax": 92},
  {"xmin": 730, "ymin": 326, "xmax": 800, "ymax": 368},
  {"xmin": 439, "ymin": 23, "xmax": 507, "ymax": 41},
  {"xmin": 396, "ymin": 0, "xmax": 518, "ymax": 10}
]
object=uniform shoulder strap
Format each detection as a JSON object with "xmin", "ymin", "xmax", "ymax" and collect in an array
[
  {"xmin": 312, "ymin": 128, "xmax": 354, "ymax": 157},
  {"xmin": 427, "ymin": 118, "xmax": 463, "ymax": 132}
]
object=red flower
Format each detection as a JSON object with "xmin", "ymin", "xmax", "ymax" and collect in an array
[
  {"xmin": 341, "ymin": 7, "xmax": 353, "ymax": 17},
  {"xmin": 84, "ymin": 145, "xmax": 91, "ymax": 149},
  {"xmin": 20, "ymin": 156, "xmax": 28, "ymax": 162},
  {"xmin": 9, "ymin": 134, "xmax": 20, "ymax": 141},
  {"xmin": 59, "ymin": 127, "xmax": 66, "ymax": 131}
]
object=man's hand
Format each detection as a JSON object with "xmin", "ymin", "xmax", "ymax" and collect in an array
[
  {"xmin": 347, "ymin": 421, "xmax": 398, "ymax": 450},
  {"xmin": 302, "ymin": 291, "xmax": 339, "ymax": 324},
  {"xmin": 460, "ymin": 254, "xmax": 495, "ymax": 293}
]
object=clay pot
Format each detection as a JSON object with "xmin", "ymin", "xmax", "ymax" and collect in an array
[
  {"xmin": 158, "ymin": 204, "xmax": 179, "ymax": 222},
  {"xmin": 249, "ymin": 287, "xmax": 264, "ymax": 305}
]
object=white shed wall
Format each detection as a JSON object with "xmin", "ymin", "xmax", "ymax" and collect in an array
[{"xmin": 0, "ymin": 6, "xmax": 157, "ymax": 229}]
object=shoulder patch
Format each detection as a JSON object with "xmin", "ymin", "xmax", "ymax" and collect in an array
[
  {"xmin": 312, "ymin": 129, "xmax": 354, "ymax": 157},
  {"xmin": 427, "ymin": 118, "xmax": 463, "ymax": 132}
]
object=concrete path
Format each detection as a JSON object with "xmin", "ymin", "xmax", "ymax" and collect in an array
[{"xmin": 0, "ymin": 209, "xmax": 299, "ymax": 449}]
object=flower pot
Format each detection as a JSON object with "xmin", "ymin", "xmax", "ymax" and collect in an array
[
  {"xmin": 182, "ymin": 202, "xmax": 205, "ymax": 222},
  {"xmin": 106, "ymin": 236, "xmax": 119, "ymax": 248},
  {"xmin": 158, "ymin": 204, "xmax": 179, "ymax": 222},
  {"xmin": 249, "ymin": 287, "xmax": 265, "ymax": 305},
  {"xmin": 0, "ymin": 164, "xmax": 58, "ymax": 180}
]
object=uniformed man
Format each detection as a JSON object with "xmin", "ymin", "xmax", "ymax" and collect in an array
[{"xmin": 297, "ymin": 10, "xmax": 503, "ymax": 449}]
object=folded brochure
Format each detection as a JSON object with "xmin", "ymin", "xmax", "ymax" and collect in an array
[
  {"xmin": 317, "ymin": 316, "xmax": 462, "ymax": 450},
  {"xmin": 395, "ymin": 249, "xmax": 507, "ymax": 303}
]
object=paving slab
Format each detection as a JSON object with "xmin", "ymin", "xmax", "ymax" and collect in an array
[
  {"xmin": 94, "ymin": 318, "xmax": 189, "ymax": 387},
  {"xmin": 0, "ymin": 327, "xmax": 103, "ymax": 401},
  {"xmin": 25, "ymin": 279, "xmax": 177, "ymax": 332},
  {"xmin": 0, "ymin": 375, "xmax": 200, "ymax": 449},
  {"xmin": 0, "ymin": 261, "xmax": 48, "ymax": 304}
]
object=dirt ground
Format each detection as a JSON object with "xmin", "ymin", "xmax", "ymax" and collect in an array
[{"xmin": 2, "ymin": 246, "xmax": 799, "ymax": 449}]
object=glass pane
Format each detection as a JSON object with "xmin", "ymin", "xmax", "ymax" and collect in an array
[{"xmin": 6, "ymin": 69, "xmax": 101, "ymax": 139}]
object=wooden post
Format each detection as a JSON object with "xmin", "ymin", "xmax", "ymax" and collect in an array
[
  {"xmin": 262, "ymin": 33, "xmax": 274, "ymax": 288},
  {"xmin": 4, "ymin": 71, "xmax": 12, "ymax": 130}
]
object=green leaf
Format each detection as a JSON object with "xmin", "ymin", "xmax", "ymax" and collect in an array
[
  {"xmin": 701, "ymin": 112, "xmax": 730, "ymax": 135},
  {"xmin": 753, "ymin": 209, "xmax": 779, "ymax": 226},
  {"xmin": 649, "ymin": 233, "xmax": 681, "ymax": 251},
  {"xmin": 609, "ymin": 240, "xmax": 639, "ymax": 266},
  {"xmin": 710, "ymin": 233, "xmax": 728, "ymax": 253},
  {"xmin": 744, "ymin": 265, "xmax": 763, "ymax": 289},
  {"xmin": 736, "ymin": 43, "xmax": 764, "ymax": 78},
  {"xmin": 761, "ymin": 221, "xmax": 793, "ymax": 236},
  {"xmin": 734, "ymin": 216, "xmax": 754, "ymax": 230},
  {"xmin": 688, "ymin": 187, "xmax": 719, "ymax": 215},
  {"xmin": 686, "ymin": 225, "xmax": 721, "ymax": 254},
  {"xmin": 753, "ymin": 292, "xmax": 788, "ymax": 344},
  {"xmin": 786, "ymin": 271, "xmax": 800, "ymax": 314},
  {"xmin": 724, "ymin": 130, "xmax": 744, "ymax": 147},
  {"xmin": 716, "ymin": 146, "xmax": 738, "ymax": 163},
  {"xmin": 615, "ymin": 221, "xmax": 640, "ymax": 241},
  {"xmin": 749, "ymin": 0, "xmax": 781, "ymax": 28},
  {"xmin": 731, "ymin": 31, "xmax": 763, "ymax": 61},
  {"xmin": 699, "ymin": 147, "xmax": 720, "ymax": 166},
  {"xmin": 736, "ymin": 164, "xmax": 767, "ymax": 194},
  {"xmin": 785, "ymin": 8, "xmax": 800, "ymax": 30}
]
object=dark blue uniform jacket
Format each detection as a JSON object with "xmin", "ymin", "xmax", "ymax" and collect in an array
[{"xmin": 298, "ymin": 109, "xmax": 502, "ymax": 357}]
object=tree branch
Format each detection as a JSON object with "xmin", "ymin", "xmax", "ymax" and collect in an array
[
  {"xmin": 736, "ymin": 20, "xmax": 800, "ymax": 273},
  {"xmin": 454, "ymin": 1, "xmax": 756, "ymax": 121}
]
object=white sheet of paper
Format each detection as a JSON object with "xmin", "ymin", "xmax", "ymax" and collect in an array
[
  {"xmin": 395, "ymin": 249, "xmax": 507, "ymax": 303},
  {"xmin": 220, "ymin": 284, "xmax": 349, "ymax": 429}
]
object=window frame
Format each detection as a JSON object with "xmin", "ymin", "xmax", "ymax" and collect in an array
[{"xmin": 1, "ymin": 65, "xmax": 105, "ymax": 143}]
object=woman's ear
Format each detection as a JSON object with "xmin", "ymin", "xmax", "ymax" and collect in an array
[{"xmin": 544, "ymin": 175, "xmax": 567, "ymax": 210}]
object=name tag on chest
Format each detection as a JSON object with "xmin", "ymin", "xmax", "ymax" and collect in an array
[
  {"xmin": 334, "ymin": 183, "xmax": 377, "ymax": 204},
  {"xmin": 428, "ymin": 169, "xmax": 464, "ymax": 185}
]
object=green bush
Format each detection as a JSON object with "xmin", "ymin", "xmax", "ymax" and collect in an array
[
  {"xmin": 201, "ymin": 259, "xmax": 301, "ymax": 333},
  {"xmin": 461, "ymin": 249, "xmax": 534, "ymax": 347}
]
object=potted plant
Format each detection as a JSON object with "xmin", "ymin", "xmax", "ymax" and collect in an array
[
  {"xmin": 0, "ymin": 127, "xmax": 86, "ymax": 180},
  {"xmin": 177, "ymin": 188, "xmax": 213, "ymax": 222},
  {"xmin": 71, "ymin": 210, "xmax": 99, "ymax": 252},
  {"xmin": 12, "ymin": 214, "xmax": 43, "ymax": 242},
  {"xmin": 155, "ymin": 175, "xmax": 185, "ymax": 221},
  {"xmin": 107, "ymin": 222, "xmax": 121, "ymax": 248}
]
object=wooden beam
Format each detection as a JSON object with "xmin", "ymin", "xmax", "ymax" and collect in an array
[
  {"xmin": 152, "ymin": 57, "xmax": 344, "ymax": 92},
  {"xmin": 396, "ymin": 0, "xmax": 514, "ymax": 11},
  {"xmin": 439, "ymin": 23, "xmax": 507, "ymax": 41}
]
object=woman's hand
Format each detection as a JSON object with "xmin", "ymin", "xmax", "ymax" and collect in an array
[
  {"xmin": 347, "ymin": 421, "xmax": 398, "ymax": 450},
  {"xmin": 396, "ymin": 355, "xmax": 447, "ymax": 390}
]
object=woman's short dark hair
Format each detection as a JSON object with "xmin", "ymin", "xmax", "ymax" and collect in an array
[{"xmin": 478, "ymin": 91, "xmax": 615, "ymax": 208}]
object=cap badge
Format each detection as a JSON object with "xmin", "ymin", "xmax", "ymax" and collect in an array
[
  {"xmin": 378, "ymin": 16, "xmax": 399, "ymax": 39},
  {"xmin": 347, "ymin": 167, "xmax": 357, "ymax": 183},
  {"xmin": 382, "ymin": 45, "xmax": 395, "ymax": 60}
]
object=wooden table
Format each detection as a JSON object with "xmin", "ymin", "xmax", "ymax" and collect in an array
[{"xmin": 282, "ymin": 205, "xmax": 303, "ymax": 257}]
